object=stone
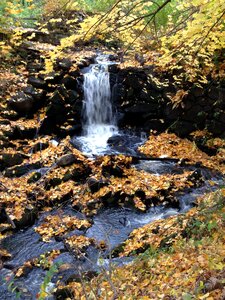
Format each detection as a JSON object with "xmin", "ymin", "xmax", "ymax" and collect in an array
[
  {"xmin": 57, "ymin": 154, "xmax": 77, "ymax": 167},
  {"xmin": 27, "ymin": 76, "xmax": 46, "ymax": 89},
  {"xmin": 206, "ymin": 119, "xmax": 225, "ymax": 135},
  {"xmin": 57, "ymin": 58, "xmax": 72, "ymax": 71},
  {"xmin": 14, "ymin": 206, "xmax": 38, "ymax": 229},
  {"xmin": 67, "ymin": 90, "xmax": 79, "ymax": 104},
  {"xmin": 108, "ymin": 64, "xmax": 119, "ymax": 73},
  {"xmin": 31, "ymin": 141, "xmax": 49, "ymax": 153},
  {"xmin": 143, "ymin": 119, "xmax": 166, "ymax": 132},
  {"xmin": 170, "ymin": 120, "xmax": 196, "ymax": 137},
  {"xmin": 190, "ymin": 86, "xmax": 204, "ymax": 98},
  {"xmin": 4, "ymin": 162, "xmax": 42, "ymax": 177},
  {"xmin": 44, "ymin": 71, "xmax": 64, "ymax": 84},
  {"xmin": 27, "ymin": 172, "xmax": 42, "ymax": 183},
  {"xmin": 8, "ymin": 92, "xmax": 35, "ymax": 115},
  {"xmin": 61, "ymin": 75, "xmax": 77, "ymax": 90},
  {"xmin": 87, "ymin": 177, "xmax": 107, "ymax": 193},
  {"xmin": 187, "ymin": 169, "xmax": 204, "ymax": 186},
  {"xmin": 0, "ymin": 153, "xmax": 28, "ymax": 170},
  {"xmin": 123, "ymin": 103, "xmax": 159, "ymax": 126},
  {"xmin": 46, "ymin": 90, "xmax": 66, "ymax": 119}
]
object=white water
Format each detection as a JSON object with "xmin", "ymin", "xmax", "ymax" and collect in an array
[{"xmin": 77, "ymin": 56, "xmax": 118, "ymax": 155}]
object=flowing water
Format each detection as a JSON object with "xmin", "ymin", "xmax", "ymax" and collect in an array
[
  {"xmin": 72, "ymin": 55, "xmax": 146, "ymax": 156},
  {"xmin": 74, "ymin": 55, "xmax": 119, "ymax": 155}
]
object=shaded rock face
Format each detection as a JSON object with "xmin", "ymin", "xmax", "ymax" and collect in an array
[
  {"xmin": 112, "ymin": 67, "xmax": 225, "ymax": 137},
  {"xmin": 5, "ymin": 49, "xmax": 225, "ymax": 141}
]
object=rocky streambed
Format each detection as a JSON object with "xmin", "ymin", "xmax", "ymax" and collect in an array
[{"xmin": 0, "ymin": 48, "xmax": 225, "ymax": 299}]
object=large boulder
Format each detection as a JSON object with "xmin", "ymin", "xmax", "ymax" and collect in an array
[
  {"xmin": 8, "ymin": 92, "xmax": 35, "ymax": 115},
  {"xmin": 27, "ymin": 76, "xmax": 47, "ymax": 89}
]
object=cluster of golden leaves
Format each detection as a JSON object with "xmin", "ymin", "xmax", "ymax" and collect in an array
[
  {"xmin": 139, "ymin": 132, "xmax": 225, "ymax": 173},
  {"xmin": 35, "ymin": 215, "xmax": 91, "ymax": 242},
  {"xmin": 121, "ymin": 189, "xmax": 225, "ymax": 256}
]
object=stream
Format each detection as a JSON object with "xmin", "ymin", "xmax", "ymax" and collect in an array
[{"xmin": 0, "ymin": 54, "xmax": 224, "ymax": 299}]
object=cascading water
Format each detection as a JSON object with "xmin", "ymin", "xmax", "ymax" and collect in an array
[{"xmin": 76, "ymin": 56, "xmax": 118, "ymax": 155}]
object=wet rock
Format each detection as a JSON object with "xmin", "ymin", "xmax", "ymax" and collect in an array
[
  {"xmin": 4, "ymin": 162, "xmax": 42, "ymax": 177},
  {"xmin": 87, "ymin": 177, "xmax": 107, "ymax": 193},
  {"xmin": 27, "ymin": 76, "xmax": 46, "ymax": 89},
  {"xmin": 24, "ymin": 85, "xmax": 46, "ymax": 102},
  {"xmin": 170, "ymin": 120, "xmax": 196, "ymax": 137},
  {"xmin": 57, "ymin": 58, "xmax": 73, "ymax": 71},
  {"xmin": 206, "ymin": 119, "xmax": 225, "ymax": 135},
  {"xmin": 187, "ymin": 169, "xmax": 204, "ymax": 186},
  {"xmin": 27, "ymin": 171, "xmax": 42, "ymax": 183},
  {"xmin": 8, "ymin": 92, "xmax": 35, "ymax": 115},
  {"xmin": 0, "ymin": 153, "xmax": 28, "ymax": 170},
  {"xmin": 31, "ymin": 141, "xmax": 49, "ymax": 153},
  {"xmin": 108, "ymin": 64, "xmax": 119, "ymax": 73},
  {"xmin": 57, "ymin": 154, "xmax": 77, "ymax": 167},
  {"xmin": 14, "ymin": 207, "xmax": 38, "ymax": 229},
  {"xmin": 67, "ymin": 90, "xmax": 79, "ymax": 104},
  {"xmin": 61, "ymin": 75, "xmax": 77, "ymax": 90},
  {"xmin": 77, "ymin": 59, "xmax": 90, "ymax": 68},
  {"xmin": 107, "ymin": 135, "xmax": 126, "ymax": 146}
]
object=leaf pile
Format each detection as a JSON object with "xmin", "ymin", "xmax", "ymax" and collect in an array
[
  {"xmin": 139, "ymin": 133, "xmax": 225, "ymax": 173},
  {"xmin": 35, "ymin": 215, "xmax": 91, "ymax": 242}
]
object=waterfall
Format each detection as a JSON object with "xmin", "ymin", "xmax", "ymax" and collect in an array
[{"xmin": 76, "ymin": 56, "xmax": 118, "ymax": 155}]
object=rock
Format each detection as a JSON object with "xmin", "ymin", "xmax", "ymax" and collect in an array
[
  {"xmin": 190, "ymin": 86, "xmax": 204, "ymax": 98},
  {"xmin": 123, "ymin": 104, "xmax": 159, "ymax": 126},
  {"xmin": 43, "ymin": 71, "xmax": 64, "ymax": 84},
  {"xmin": 206, "ymin": 119, "xmax": 225, "ymax": 135},
  {"xmin": 26, "ymin": 62, "xmax": 44, "ymax": 73},
  {"xmin": 8, "ymin": 92, "xmax": 35, "ymax": 115},
  {"xmin": 0, "ymin": 153, "xmax": 27, "ymax": 170},
  {"xmin": 67, "ymin": 89, "xmax": 79, "ymax": 104},
  {"xmin": 77, "ymin": 59, "xmax": 90, "ymax": 69},
  {"xmin": 143, "ymin": 119, "xmax": 166, "ymax": 132},
  {"xmin": 0, "ymin": 110, "xmax": 18, "ymax": 121},
  {"xmin": 31, "ymin": 141, "xmax": 49, "ymax": 153},
  {"xmin": 61, "ymin": 75, "xmax": 77, "ymax": 90},
  {"xmin": 170, "ymin": 120, "xmax": 196, "ymax": 137},
  {"xmin": 14, "ymin": 206, "xmax": 37, "ymax": 229},
  {"xmin": 46, "ymin": 90, "xmax": 66, "ymax": 121},
  {"xmin": 183, "ymin": 105, "xmax": 207, "ymax": 124},
  {"xmin": 24, "ymin": 85, "xmax": 46, "ymax": 102},
  {"xmin": 27, "ymin": 76, "xmax": 46, "ymax": 89},
  {"xmin": 108, "ymin": 64, "xmax": 119, "ymax": 73},
  {"xmin": 4, "ymin": 162, "xmax": 42, "ymax": 177},
  {"xmin": 57, "ymin": 58, "xmax": 72, "ymax": 71},
  {"xmin": 27, "ymin": 172, "xmax": 42, "ymax": 183},
  {"xmin": 107, "ymin": 135, "xmax": 126, "ymax": 146},
  {"xmin": 214, "ymin": 111, "xmax": 225, "ymax": 124},
  {"xmin": 57, "ymin": 154, "xmax": 77, "ymax": 166},
  {"xmin": 187, "ymin": 169, "xmax": 204, "ymax": 186},
  {"xmin": 87, "ymin": 177, "xmax": 107, "ymax": 193}
]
